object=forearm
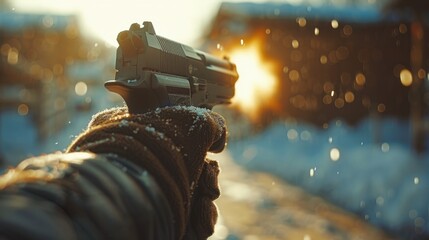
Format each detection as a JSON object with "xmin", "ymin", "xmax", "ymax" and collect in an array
[
  {"xmin": 0, "ymin": 106, "xmax": 225, "ymax": 240},
  {"xmin": 0, "ymin": 152, "xmax": 175, "ymax": 240}
]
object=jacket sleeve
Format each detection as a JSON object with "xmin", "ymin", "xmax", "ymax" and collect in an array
[{"xmin": 0, "ymin": 152, "xmax": 176, "ymax": 240}]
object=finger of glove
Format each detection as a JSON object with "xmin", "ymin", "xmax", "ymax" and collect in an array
[
  {"xmin": 195, "ymin": 159, "xmax": 220, "ymax": 201},
  {"xmin": 131, "ymin": 106, "xmax": 227, "ymax": 184},
  {"xmin": 187, "ymin": 195, "xmax": 218, "ymax": 239},
  {"xmin": 87, "ymin": 107, "xmax": 128, "ymax": 129},
  {"xmin": 141, "ymin": 106, "xmax": 228, "ymax": 154},
  {"xmin": 184, "ymin": 159, "xmax": 221, "ymax": 239},
  {"xmin": 86, "ymin": 106, "xmax": 227, "ymax": 154}
]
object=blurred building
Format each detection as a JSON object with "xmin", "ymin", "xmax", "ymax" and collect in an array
[
  {"xmin": 0, "ymin": 12, "xmax": 115, "ymax": 158},
  {"xmin": 204, "ymin": 2, "xmax": 429, "ymax": 127}
]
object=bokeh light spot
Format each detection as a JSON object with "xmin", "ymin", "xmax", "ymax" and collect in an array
[
  {"xmin": 75, "ymin": 81, "xmax": 88, "ymax": 96},
  {"xmin": 331, "ymin": 20, "xmax": 339, "ymax": 29},
  {"xmin": 297, "ymin": 17, "xmax": 307, "ymax": 27},
  {"xmin": 355, "ymin": 73, "xmax": 366, "ymax": 86},
  {"xmin": 400, "ymin": 69, "xmax": 413, "ymax": 86},
  {"xmin": 330, "ymin": 148, "xmax": 340, "ymax": 161},
  {"xmin": 17, "ymin": 104, "xmax": 29, "ymax": 116}
]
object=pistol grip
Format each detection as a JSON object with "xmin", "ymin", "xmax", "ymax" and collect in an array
[{"xmin": 105, "ymin": 79, "xmax": 170, "ymax": 114}]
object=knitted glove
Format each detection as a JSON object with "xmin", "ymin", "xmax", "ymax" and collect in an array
[{"xmin": 66, "ymin": 106, "xmax": 227, "ymax": 239}]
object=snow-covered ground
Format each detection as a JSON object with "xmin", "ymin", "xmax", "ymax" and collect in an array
[
  {"xmin": 227, "ymin": 116, "xmax": 429, "ymax": 239},
  {"xmin": 209, "ymin": 150, "xmax": 395, "ymax": 240}
]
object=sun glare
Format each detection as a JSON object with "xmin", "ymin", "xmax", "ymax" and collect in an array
[
  {"xmin": 229, "ymin": 41, "xmax": 277, "ymax": 118},
  {"xmin": 11, "ymin": 0, "xmax": 223, "ymax": 46}
]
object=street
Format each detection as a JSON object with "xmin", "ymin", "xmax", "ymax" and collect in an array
[{"xmin": 208, "ymin": 151, "xmax": 396, "ymax": 240}]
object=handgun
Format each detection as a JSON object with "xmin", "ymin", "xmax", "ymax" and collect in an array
[{"xmin": 105, "ymin": 21, "xmax": 239, "ymax": 114}]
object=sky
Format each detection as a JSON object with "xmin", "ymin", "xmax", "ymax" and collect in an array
[{"xmin": 9, "ymin": 0, "xmax": 302, "ymax": 47}]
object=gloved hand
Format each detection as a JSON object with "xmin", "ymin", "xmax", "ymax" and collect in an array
[{"xmin": 67, "ymin": 106, "xmax": 227, "ymax": 239}]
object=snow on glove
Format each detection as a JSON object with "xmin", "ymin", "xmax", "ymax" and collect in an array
[{"xmin": 67, "ymin": 106, "xmax": 227, "ymax": 239}]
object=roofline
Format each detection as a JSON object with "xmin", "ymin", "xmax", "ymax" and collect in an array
[
  {"xmin": 0, "ymin": 11, "xmax": 78, "ymax": 32},
  {"xmin": 218, "ymin": 2, "xmax": 418, "ymax": 23}
]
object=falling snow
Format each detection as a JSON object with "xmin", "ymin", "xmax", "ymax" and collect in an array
[{"xmin": 228, "ymin": 117, "xmax": 429, "ymax": 238}]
